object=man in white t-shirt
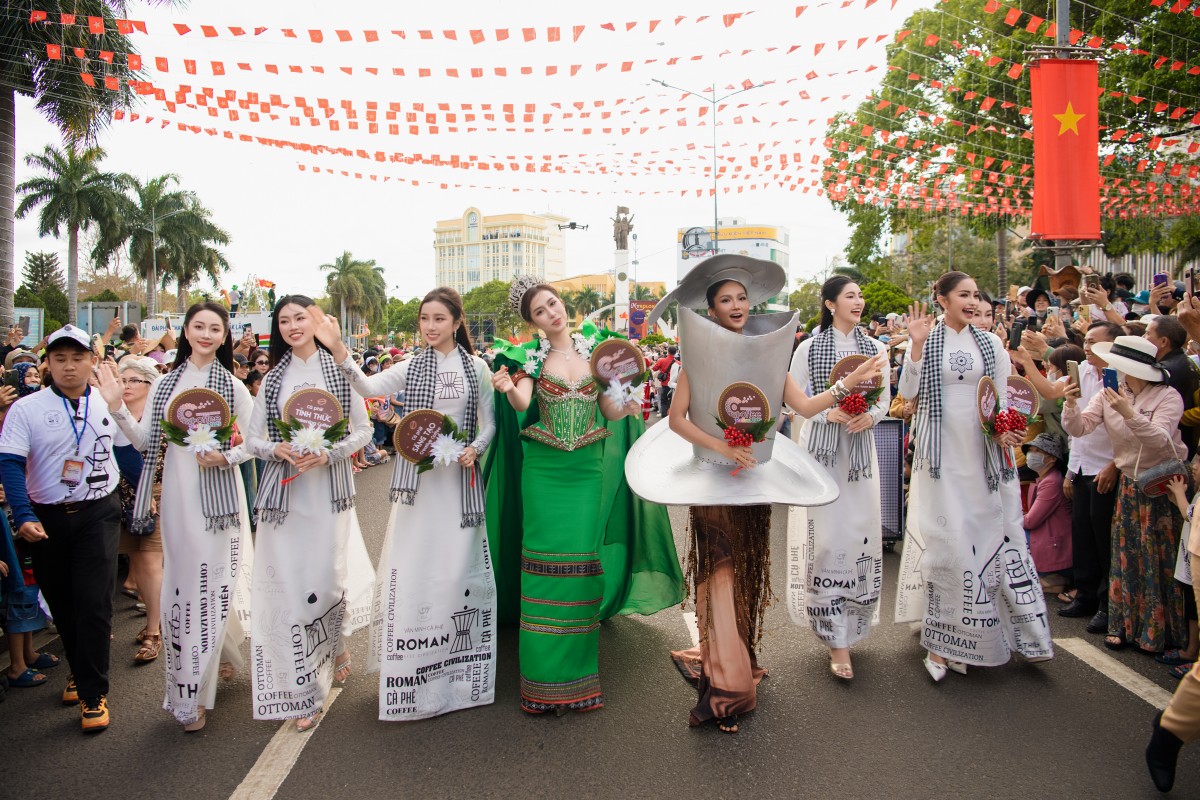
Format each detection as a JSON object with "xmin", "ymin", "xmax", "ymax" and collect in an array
[{"xmin": 0, "ymin": 325, "xmax": 121, "ymax": 733}]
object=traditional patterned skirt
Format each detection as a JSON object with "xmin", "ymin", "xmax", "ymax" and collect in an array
[
  {"xmin": 518, "ymin": 441, "xmax": 606, "ymax": 713},
  {"xmin": 671, "ymin": 505, "xmax": 772, "ymax": 725},
  {"xmin": 1110, "ymin": 474, "xmax": 1188, "ymax": 652}
]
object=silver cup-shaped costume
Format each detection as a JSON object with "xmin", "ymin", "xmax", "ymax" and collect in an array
[{"xmin": 624, "ymin": 254, "xmax": 839, "ymax": 508}]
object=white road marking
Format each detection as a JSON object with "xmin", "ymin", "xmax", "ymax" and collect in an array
[
  {"xmin": 228, "ymin": 688, "xmax": 343, "ymax": 800},
  {"xmin": 1054, "ymin": 637, "xmax": 1174, "ymax": 710},
  {"xmin": 0, "ymin": 629, "xmax": 58, "ymax": 674},
  {"xmin": 682, "ymin": 611, "xmax": 699, "ymax": 647}
]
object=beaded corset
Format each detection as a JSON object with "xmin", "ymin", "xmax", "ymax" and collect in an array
[{"xmin": 520, "ymin": 372, "xmax": 612, "ymax": 452}]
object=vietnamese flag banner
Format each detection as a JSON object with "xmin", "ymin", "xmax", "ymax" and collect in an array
[{"xmin": 1030, "ymin": 58, "xmax": 1100, "ymax": 239}]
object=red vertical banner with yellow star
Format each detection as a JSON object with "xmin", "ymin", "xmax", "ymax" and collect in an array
[{"xmin": 1030, "ymin": 58, "xmax": 1101, "ymax": 239}]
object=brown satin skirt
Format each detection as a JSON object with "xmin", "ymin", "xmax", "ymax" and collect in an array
[{"xmin": 670, "ymin": 505, "xmax": 773, "ymax": 725}]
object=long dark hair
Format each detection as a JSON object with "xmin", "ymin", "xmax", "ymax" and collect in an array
[
  {"xmin": 421, "ymin": 287, "xmax": 474, "ymax": 354},
  {"xmin": 268, "ymin": 295, "xmax": 328, "ymax": 367},
  {"xmin": 173, "ymin": 301, "xmax": 234, "ymax": 371},
  {"xmin": 818, "ymin": 275, "xmax": 856, "ymax": 332}
]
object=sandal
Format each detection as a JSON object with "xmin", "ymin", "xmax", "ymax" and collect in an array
[
  {"xmin": 296, "ymin": 712, "xmax": 322, "ymax": 732},
  {"xmin": 6, "ymin": 668, "xmax": 47, "ymax": 688},
  {"xmin": 1155, "ymin": 649, "xmax": 1197, "ymax": 666},
  {"xmin": 134, "ymin": 634, "xmax": 162, "ymax": 664},
  {"xmin": 1170, "ymin": 662, "xmax": 1194, "ymax": 680},
  {"xmin": 829, "ymin": 662, "xmax": 854, "ymax": 681},
  {"xmin": 1104, "ymin": 634, "xmax": 1128, "ymax": 651},
  {"xmin": 120, "ymin": 587, "xmax": 140, "ymax": 600},
  {"xmin": 716, "ymin": 716, "xmax": 739, "ymax": 734},
  {"xmin": 1055, "ymin": 590, "xmax": 1076, "ymax": 604},
  {"xmin": 135, "ymin": 626, "xmax": 149, "ymax": 644},
  {"xmin": 334, "ymin": 653, "xmax": 352, "ymax": 684},
  {"xmin": 182, "ymin": 707, "xmax": 206, "ymax": 733},
  {"xmin": 30, "ymin": 653, "xmax": 60, "ymax": 670}
]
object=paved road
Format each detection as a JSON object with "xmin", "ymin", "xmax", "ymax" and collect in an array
[{"xmin": 4, "ymin": 460, "xmax": 1197, "ymax": 799}]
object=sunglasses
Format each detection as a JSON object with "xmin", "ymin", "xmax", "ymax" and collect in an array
[{"xmin": 254, "ymin": 360, "xmax": 269, "ymax": 366}]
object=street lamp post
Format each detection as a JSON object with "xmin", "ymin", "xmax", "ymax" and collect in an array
[
  {"xmin": 138, "ymin": 206, "xmax": 187, "ymax": 320},
  {"xmin": 652, "ymin": 78, "xmax": 764, "ymax": 253}
]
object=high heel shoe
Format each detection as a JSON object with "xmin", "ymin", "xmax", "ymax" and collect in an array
[
  {"xmin": 946, "ymin": 660, "xmax": 968, "ymax": 675},
  {"xmin": 923, "ymin": 655, "xmax": 947, "ymax": 683},
  {"xmin": 829, "ymin": 661, "xmax": 854, "ymax": 681},
  {"xmin": 1145, "ymin": 710, "xmax": 1183, "ymax": 792}
]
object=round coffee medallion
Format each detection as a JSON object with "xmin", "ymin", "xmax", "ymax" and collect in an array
[
  {"xmin": 394, "ymin": 409, "xmax": 446, "ymax": 464},
  {"xmin": 717, "ymin": 382, "xmax": 771, "ymax": 431},
  {"xmin": 283, "ymin": 388, "xmax": 344, "ymax": 428},
  {"xmin": 589, "ymin": 339, "xmax": 646, "ymax": 387},
  {"xmin": 167, "ymin": 388, "xmax": 231, "ymax": 431}
]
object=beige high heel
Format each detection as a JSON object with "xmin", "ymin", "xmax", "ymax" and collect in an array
[{"xmin": 183, "ymin": 707, "xmax": 207, "ymax": 733}]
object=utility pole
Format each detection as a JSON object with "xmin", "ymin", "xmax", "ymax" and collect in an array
[{"xmin": 1053, "ymin": 0, "xmax": 1075, "ymax": 274}]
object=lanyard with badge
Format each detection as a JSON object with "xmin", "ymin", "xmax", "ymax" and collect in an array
[{"xmin": 61, "ymin": 391, "xmax": 89, "ymax": 487}]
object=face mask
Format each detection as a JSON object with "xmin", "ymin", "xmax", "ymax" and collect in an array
[{"xmin": 1025, "ymin": 452, "xmax": 1050, "ymax": 472}]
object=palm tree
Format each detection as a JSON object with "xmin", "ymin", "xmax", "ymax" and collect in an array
[
  {"xmin": 319, "ymin": 251, "xmax": 385, "ymax": 339},
  {"xmin": 16, "ymin": 143, "xmax": 125, "ymax": 323},
  {"xmin": 164, "ymin": 202, "xmax": 231, "ymax": 312},
  {"xmin": 574, "ymin": 286, "xmax": 602, "ymax": 316},
  {"xmin": 92, "ymin": 174, "xmax": 215, "ymax": 317},
  {"xmin": 2, "ymin": 2, "xmax": 163, "ymax": 326},
  {"xmin": 558, "ymin": 289, "xmax": 579, "ymax": 319},
  {"xmin": 631, "ymin": 284, "xmax": 658, "ymax": 301}
]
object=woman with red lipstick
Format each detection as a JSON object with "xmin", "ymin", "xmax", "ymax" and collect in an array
[
  {"xmin": 488, "ymin": 277, "xmax": 683, "ymax": 715},
  {"xmin": 625, "ymin": 255, "xmax": 884, "ymax": 735},
  {"xmin": 789, "ymin": 276, "xmax": 890, "ymax": 681},
  {"xmin": 244, "ymin": 295, "xmax": 375, "ymax": 731},
  {"xmin": 98, "ymin": 302, "xmax": 256, "ymax": 732},
  {"xmin": 314, "ymin": 288, "xmax": 499, "ymax": 721},
  {"xmin": 895, "ymin": 271, "xmax": 1053, "ymax": 682}
]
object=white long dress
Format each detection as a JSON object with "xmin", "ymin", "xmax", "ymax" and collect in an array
[
  {"xmin": 339, "ymin": 350, "xmax": 498, "ymax": 720},
  {"xmin": 894, "ymin": 325, "xmax": 1054, "ymax": 665},
  {"xmin": 244, "ymin": 351, "xmax": 375, "ymax": 721},
  {"xmin": 112, "ymin": 359, "xmax": 256, "ymax": 725},
  {"xmin": 786, "ymin": 329, "xmax": 889, "ymax": 648}
]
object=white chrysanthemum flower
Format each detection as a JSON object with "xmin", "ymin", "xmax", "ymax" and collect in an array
[
  {"xmin": 573, "ymin": 334, "xmax": 596, "ymax": 359},
  {"xmin": 523, "ymin": 349, "xmax": 542, "ymax": 371},
  {"xmin": 184, "ymin": 425, "xmax": 220, "ymax": 455},
  {"xmin": 290, "ymin": 423, "xmax": 331, "ymax": 456},
  {"xmin": 430, "ymin": 433, "xmax": 465, "ymax": 467},
  {"xmin": 603, "ymin": 380, "xmax": 635, "ymax": 408}
]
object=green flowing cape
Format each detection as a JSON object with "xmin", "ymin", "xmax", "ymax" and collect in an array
[{"xmin": 482, "ymin": 322, "xmax": 684, "ymax": 624}]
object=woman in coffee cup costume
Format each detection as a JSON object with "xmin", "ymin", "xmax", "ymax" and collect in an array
[
  {"xmin": 895, "ymin": 272, "xmax": 1053, "ymax": 683},
  {"xmin": 487, "ymin": 278, "xmax": 682, "ymax": 714},
  {"xmin": 624, "ymin": 255, "xmax": 884, "ymax": 734},
  {"xmin": 243, "ymin": 295, "xmax": 376, "ymax": 731},
  {"xmin": 788, "ymin": 276, "xmax": 890, "ymax": 680},
  {"xmin": 312, "ymin": 288, "xmax": 499, "ymax": 721},
  {"xmin": 97, "ymin": 302, "xmax": 256, "ymax": 732}
]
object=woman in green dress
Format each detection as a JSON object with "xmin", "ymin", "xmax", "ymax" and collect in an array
[{"xmin": 488, "ymin": 277, "xmax": 682, "ymax": 713}]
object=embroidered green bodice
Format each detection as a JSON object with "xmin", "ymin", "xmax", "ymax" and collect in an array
[{"xmin": 520, "ymin": 372, "xmax": 612, "ymax": 452}]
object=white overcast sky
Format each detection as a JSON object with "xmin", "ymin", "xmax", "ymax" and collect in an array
[{"xmin": 13, "ymin": 0, "xmax": 930, "ymax": 300}]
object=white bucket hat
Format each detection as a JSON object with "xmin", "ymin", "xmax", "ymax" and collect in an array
[{"xmin": 1091, "ymin": 335, "xmax": 1167, "ymax": 383}]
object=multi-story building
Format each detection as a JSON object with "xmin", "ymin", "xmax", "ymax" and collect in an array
[
  {"xmin": 676, "ymin": 217, "xmax": 790, "ymax": 309},
  {"xmin": 434, "ymin": 207, "xmax": 569, "ymax": 294}
]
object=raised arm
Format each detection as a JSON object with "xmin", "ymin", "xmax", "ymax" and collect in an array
[
  {"xmin": 335, "ymin": 353, "xmax": 407, "ymax": 398},
  {"xmin": 97, "ymin": 361, "xmax": 153, "ymax": 452}
]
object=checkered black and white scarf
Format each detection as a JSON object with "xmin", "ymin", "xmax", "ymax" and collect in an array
[
  {"xmin": 255, "ymin": 348, "xmax": 356, "ymax": 525},
  {"xmin": 912, "ymin": 323, "xmax": 1012, "ymax": 492},
  {"xmin": 132, "ymin": 360, "xmax": 240, "ymax": 533},
  {"xmin": 806, "ymin": 326, "xmax": 878, "ymax": 481},
  {"xmin": 391, "ymin": 345, "xmax": 486, "ymax": 528}
]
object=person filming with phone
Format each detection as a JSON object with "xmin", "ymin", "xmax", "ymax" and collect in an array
[
  {"xmin": 1062, "ymin": 333, "xmax": 1189, "ymax": 656},
  {"xmin": 1145, "ymin": 315, "xmax": 1200, "ymax": 458}
]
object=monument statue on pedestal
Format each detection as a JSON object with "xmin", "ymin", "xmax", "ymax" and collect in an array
[{"xmin": 612, "ymin": 206, "xmax": 635, "ymax": 251}]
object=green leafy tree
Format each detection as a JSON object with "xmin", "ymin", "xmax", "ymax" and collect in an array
[
  {"xmin": 22, "ymin": 251, "xmax": 64, "ymax": 293},
  {"xmin": 789, "ymin": 279, "xmax": 825, "ymax": 323},
  {"xmin": 462, "ymin": 280, "xmax": 523, "ymax": 341},
  {"xmin": 389, "ymin": 297, "xmax": 421, "ymax": 336},
  {"xmin": 573, "ymin": 286, "xmax": 602, "ymax": 316},
  {"xmin": 862, "ymin": 280, "xmax": 913, "ymax": 317},
  {"xmin": 83, "ymin": 288, "xmax": 121, "ymax": 302},
  {"xmin": 15, "ymin": 143, "xmax": 125, "ymax": 323},
  {"xmin": 1, "ymin": 1, "xmax": 162, "ymax": 327}
]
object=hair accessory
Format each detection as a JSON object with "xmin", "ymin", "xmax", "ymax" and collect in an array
[{"xmin": 508, "ymin": 274, "xmax": 543, "ymax": 316}]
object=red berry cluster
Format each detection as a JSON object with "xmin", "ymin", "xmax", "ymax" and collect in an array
[
  {"xmin": 838, "ymin": 393, "xmax": 869, "ymax": 416},
  {"xmin": 724, "ymin": 427, "xmax": 754, "ymax": 447},
  {"xmin": 993, "ymin": 408, "xmax": 1028, "ymax": 434}
]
